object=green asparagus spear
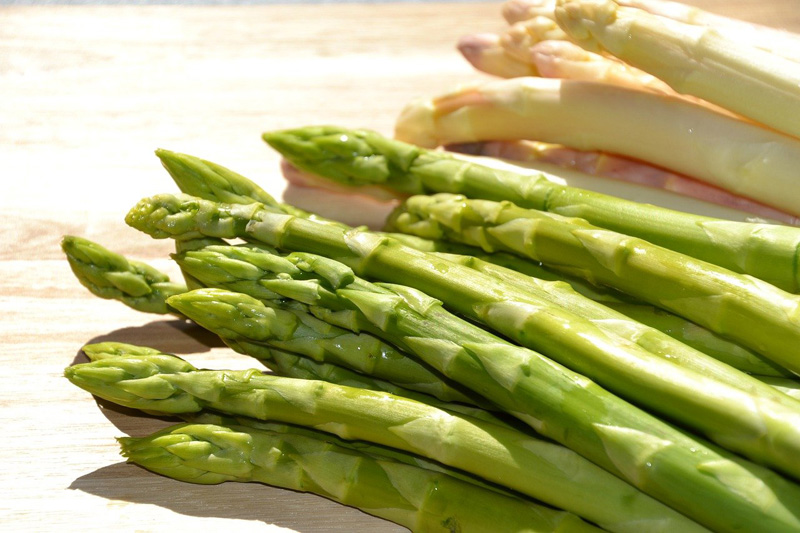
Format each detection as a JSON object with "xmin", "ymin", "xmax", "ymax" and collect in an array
[
  {"xmin": 167, "ymin": 286, "xmax": 480, "ymax": 405},
  {"xmin": 120, "ymin": 422, "xmax": 603, "ymax": 533},
  {"xmin": 262, "ymin": 126, "xmax": 800, "ymax": 293},
  {"xmin": 183, "ymin": 412, "xmax": 518, "ymax": 492},
  {"xmin": 387, "ymin": 193, "xmax": 800, "ymax": 377},
  {"xmin": 62, "ymin": 235, "xmax": 186, "ymax": 314},
  {"xmin": 67, "ymin": 351, "xmax": 691, "ymax": 533},
  {"xmin": 125, "ymin": 195, "xmax": 800, "ymax": 483},
  {"xmin": 84, "ymin": 341, "xmax": 522, "ymax": 457}
]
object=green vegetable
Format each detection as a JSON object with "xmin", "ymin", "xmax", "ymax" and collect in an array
[
  {"xmin": 85, "ymin": 341, "xmax": 522, "ymax": 459},
  {"xmin": 358, "ymin": 232, "xmax": 796, "ymax": 379},
  {"xmin": 67, "ymin": 350, "xmax": 688, "ymax": 533},
  {"xmin": 262, "ymin": 125, "xmax": 800, "ymax": 293},
  {"xmin": 125, "ymin": 194, "xmax": 800, "ymax": 484},
  {"xmin": 61, "ymin": 235, "xmax": 186, "ymax": 314},
  {"xmin": 167, "ymin": 286, "xmax": 480, "ymax": 405},
  {"xmin": 387, "ymin": 193, "xmax": 800, "ymax": 378},
  {"xmin": 120, "ymin": 421, "xmax": 604, "ymax": 533}
]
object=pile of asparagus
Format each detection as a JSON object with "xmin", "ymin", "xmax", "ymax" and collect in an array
[
  {"xmin": 390, "ymin": 0, "xmax": 800, "ymax": 224},
  {"xmin": 63, "ymin": 128, "xmax": 800, "ymax": 531}
]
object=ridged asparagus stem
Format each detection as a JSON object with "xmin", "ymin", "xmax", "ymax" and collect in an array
[
  {"xmin": 426, "ymin": 242, "xmax": 796, "ymax": 378},
  {"xmin": 554, "ymin": 0, "xmax": 800, "ymax": 140},
  {"xmin": 62, "ymin": 235, "xmax": 187, "ymax": 314},
  {"xmin": 178, "ymin": 236, "xmax": 799, "ymax": 395},
  {"xmin": 182, "ymin": 412, "xmax": 517, "ymax": 493},
  {"xmin": 166, "ymin": 286, "xmax": 480, "ymax": 405},
  {"xmin": 263, "ymin": 126, "xmax": 800, "ymax": 293},
  {"xmin": 388, "ymin": 193, "xmax": 800, "ymax": 378},
  {"xmin": 120, "ymin": 422, "xmax": 604, "ymax": 533},
  {"xmin": 66, "ymin": 352, "xmax": 685, "ymax": 533},
  {"xmin": 126, "ymin": 195, "xmax": 800, "ymax": 485}
]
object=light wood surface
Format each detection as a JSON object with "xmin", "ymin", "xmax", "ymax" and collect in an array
[{"xmin": 2, "ymin": 2, "xmax": 799, "ymax": 532}]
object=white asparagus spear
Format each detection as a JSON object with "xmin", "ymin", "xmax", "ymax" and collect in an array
[
  {"xmin": 503, "ymin": 0, "xmax": 800, "ymax": 62},
  {"xmin": 448, "ymin": 140, "xmax": 800, "ymax": 225},
  {"xmin": 554, "ymin": 0, "xmax": 800, "ymax": 139},
  {"xmin": 394, "ymin": 76, "xmax": 800, "ymax": 216}
]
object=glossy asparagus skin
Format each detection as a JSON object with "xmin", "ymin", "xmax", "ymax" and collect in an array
[
  {"xmin": 262, "ymin": 125, "xmax": 800, "ymax": 293},
  {"xmin": 387, "ymin": 193, "xmax": 800, "ymax": 377},
  {"xmin": 126, "ymin": 194, "xmax": 800, "ymax": 483},
  {"xmin": 119, "ymin": 422, "xmax": 604, "ymax": 533},
  {"xmin": 66, "ymin": 351, "xmax": 692, "ymax": 533}
]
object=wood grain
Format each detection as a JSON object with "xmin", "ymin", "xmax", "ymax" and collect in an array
[{"xmin": 2, "ymin": 2, "xmax": 798, "ymax": 531}]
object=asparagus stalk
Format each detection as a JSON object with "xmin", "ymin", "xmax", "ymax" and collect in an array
[
  {"xmin": 156, "ymin": 148, "xmax": 343, "ymax": 227},
  {"xmin": 434, "ymin": 250, "xmax": 800, "ymax": 391},
  {"xmin": 69, "ymin": 226, "xmax": 787, "ymax": 381},
  {"xmin": 178, "ymin": 236, "xmax": 800, "ymax": 394},
  {"xmin": 458, "ymin": 32, "xmax": 540, "ymax": 78},
  {"xmin": 62, "ymin": 232, "xmax": 480, "ymax": 405},
  {"xmin": 448, "ymin": 139, "xmax": 800, "ymax": 225},
  {"xmin": 166, "ymin": 285, "xmax": 480, "ymax": 405},
  {"xmin": 388, "ymin": 193, "xmax": 800, "ymax": 377},
  {"xmin": 120, "ymin": 421, "xmax": 604, "ymax": 533},
  {"xmin": 66, "ymin": 351, "xmax": 690, "ymax": 533},
  {"xmin": 554, "ymin": 0, "xmax": 800, "ymax": 139},
  {"xmin": 391, "ymin": 232, "xmax": 799, "ymax": 379},
  {"xmin": 83, "ymin": 341, "xmax": 520, "ymax": 443},
  {"xmin": 62, "ymin": 235, "xmax": 186, "ymax": 314},
  {"xmin": 262, "ymin": 126, "xmax": 800, "ymax": 293}
]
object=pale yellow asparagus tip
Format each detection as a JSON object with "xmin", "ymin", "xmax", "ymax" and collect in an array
[
  {"xmin": 502, "ymin": 0, "xmax": 557, "ymax": 24},
  {"xmin": 457, "ymin": 33, "xmax": 539, "ymax": 78}
]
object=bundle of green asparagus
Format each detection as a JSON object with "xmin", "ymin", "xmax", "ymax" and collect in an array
[{"xmin": 62, "ymin": 139, "xmax": 800, "ymax": 532}]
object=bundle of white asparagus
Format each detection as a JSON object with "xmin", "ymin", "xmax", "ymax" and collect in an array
[{"xmin": 387, "ymin": 0, "xmax": 800, "ymax": 224}]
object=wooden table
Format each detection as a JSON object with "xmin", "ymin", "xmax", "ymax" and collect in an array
[{"xmin": 2, "ymin": 2, "xmax": 798, "ymax": 531}]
